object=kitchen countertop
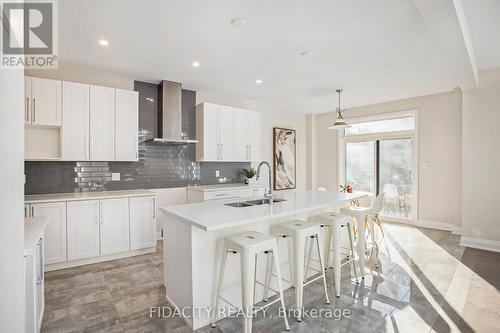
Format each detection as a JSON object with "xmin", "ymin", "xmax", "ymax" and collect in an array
[
  {"xmin": 186, "ymin": 183, "xmax": 267, "ymax": 192},
  {"xmin": 161, "ymin": 190, "xmax": 367, "ymax": 231},
  {"xmin": 25, "ymin": 189, "xmax": 156, "ymax": 204},
  {"xmin": 24, "ymin": 216, "xmax": 48, "ymax": 256}
]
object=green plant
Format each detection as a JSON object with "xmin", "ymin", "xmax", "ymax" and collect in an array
[
  {"xmin": 241, "ymin": 168, "xmax": 257, "ymax": 179},
  {"xmin": 338, "ymin": 184, "xmax": 352, "ymax": 193}
]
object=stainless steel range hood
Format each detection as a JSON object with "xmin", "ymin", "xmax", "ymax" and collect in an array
[{"xmin": 151, "ymin": 80, "xmax": 198, "ymax": 144}]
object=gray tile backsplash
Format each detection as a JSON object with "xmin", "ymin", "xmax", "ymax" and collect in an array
[{"xmin": 24, "ymin": 81, "xmax": 249, "ymax": 195}]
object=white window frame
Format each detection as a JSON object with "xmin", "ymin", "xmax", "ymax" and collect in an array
[{"xmin": 338, "ymin": 110, "xmax": 419, "ymax": 224}]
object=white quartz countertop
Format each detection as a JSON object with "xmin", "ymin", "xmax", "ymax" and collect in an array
[
  {"xmin": 161, "ymin": 191, "xmax": 367, "ymax": 231},
  {"xmin": 25, "ymin": 189, "xmax": 156, "ymax": 204},
  {"xmin": 24, "ymin": 216, "xmax": 48, "ymax": 255},
  {"xmin": 186, "ymin": 183, "xmax": 267, "ymax": 192}
]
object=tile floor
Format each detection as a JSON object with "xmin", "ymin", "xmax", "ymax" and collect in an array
[{"xmin": 41, "ymin": 223, "xmax": 500, "ymax": 333}]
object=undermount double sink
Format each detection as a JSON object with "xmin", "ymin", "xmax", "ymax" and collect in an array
[{"xmin": 225, "ymin": 198, "xmax": 286, "ymax": 208}]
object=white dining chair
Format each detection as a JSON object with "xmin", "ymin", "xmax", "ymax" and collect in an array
[{"xmin": 382, "ymin": 184, "xmax": 400, "ymax": 213}]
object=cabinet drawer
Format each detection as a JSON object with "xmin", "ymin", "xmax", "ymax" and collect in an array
[{"xmin": 203, "ymin": 191, "xmax": 240, "ymax": 201}]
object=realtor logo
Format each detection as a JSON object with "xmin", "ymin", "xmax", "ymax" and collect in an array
[{"xmin": 1, "ymin": 0, "xmax": 58, "ymax": 68}]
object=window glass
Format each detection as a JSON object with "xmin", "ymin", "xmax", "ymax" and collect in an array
[{"xmin": 345, "ymin": 116, "xmax": 414, "ymax": 136}]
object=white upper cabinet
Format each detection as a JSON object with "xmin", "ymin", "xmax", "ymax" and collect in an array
[
  {"xmin": 27, "ymin": 77, "xmax": 62, "ymax": 126},
  {"xmin": 115, "ymin": 89, "xmax": 139, "ymax": 161},
  {"xmin": 62, "ymin": 81, "xmax": 90, "ymax": 160},
  {"xmin": 196, "ymin": 103, "xmax": 261, "ymax": 162},
  {"xmin": 129, "ymin": 197, "xmax": 156, "ymax": 250},
  {"xmin": 24, "ymin": 77, "xmax": 32, "ymax": 125},
  {"xmin": 247, "ymin": 110, "xmax": 261, "ymax": 161},
  {"xmin": 99, "ymin": 198, "xmax": 130, "ymax": 255},
  {"xmin": 219, "ymin": 105, "xmax": 236, "ymax": 161},
  {"xmin": 196, "ymin": 103, "xmax": 220, "ymax": 161},
  {"xmin": 89, "ymin": 85, "xmax": 116, "ymax": 161},
  {"xmin": 31, "ymin": 202, "xmax": 67, "ymax": 265}
]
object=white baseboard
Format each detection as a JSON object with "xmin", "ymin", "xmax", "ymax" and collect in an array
[
  {"xmin": 164, "ymin": 293, "xmax": 193, "ymax": 328},
  {"xmin": 45, "ymin": 247, "xmax": 156, "ymax": 272},
  {"xmin": 460, "ymin": 236, "xmax": 500, "ymax": 253},
  {"xmin": 414, "ymin": 219, "xmax": 455, "ymax": 231}
]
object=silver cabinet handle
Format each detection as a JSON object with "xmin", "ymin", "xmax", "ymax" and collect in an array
[
  {"xmin": 152, "ymin": 198, "xmax": 156, "ymax": 219},
  {"xmin": 38, "ymin": 238, "xmax": 44, "ymax": 282},
  {"xmin": 32, "ymin": 98, "xmax": 36, "ymax": 123},
  {"xmin": 25, "ymin": 97, "xmax": 29, "ymax": 122},
  {"xmin": 220, "ymin": 144, "xmax": 223, "ymax": 160},
  {"xmin": 100, "ymin": 202, "xmax": 103, "ymax": 224},
  {"xmin": 31, "ymin": 206, "xmax": 34, "ymax": 216},
  {"xmin": 95, "ymin": 203, "xmax": 99, "ymax": 225},
  {"xmin": 90, "ymin": 136, "xmax": 94, "ymax": 160}
]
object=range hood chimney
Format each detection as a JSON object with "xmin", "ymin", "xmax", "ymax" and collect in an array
[{"xmin": 152, "ymin": 80, "xmax": 198, "ymax": 144}]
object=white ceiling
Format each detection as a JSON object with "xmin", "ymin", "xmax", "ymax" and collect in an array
[
  {"xmin": 463, "ymin": 0, "xmax": 500, "ymax": 70},
  {"xmin": 58, "ymin": 0, "xmax": 498, "ymax": 114}
]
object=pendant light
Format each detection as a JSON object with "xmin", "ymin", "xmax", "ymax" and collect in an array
[{"xmin": 328, "ymin": 89, "xmax": 351, "ymax": 129}]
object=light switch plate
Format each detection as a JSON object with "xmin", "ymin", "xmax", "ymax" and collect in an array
[
  {"xmin": 215, "ymin": 170, "xmax": 220, "ymax": 177},
  {"xmin": 111, "ymin": 173, "xmax": 121, "ymax": 181}
]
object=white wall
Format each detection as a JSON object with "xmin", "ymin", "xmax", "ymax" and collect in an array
[
  {"xmin": 313, "ymin": 89, "xmax": 463, "ymax": 227},
  {"xmin": 462, "ymin": 68, "xmax": 500, "ymax": 247},
  {"xmin": 25, "ymin": 62, "xmax": 135, "ymax": 90},
  {"xmin": 0, "ymin": 66, "xmax": 26, "ymax": 330}
]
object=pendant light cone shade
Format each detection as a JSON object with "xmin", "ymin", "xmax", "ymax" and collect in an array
[{"xmin": 328, "ymin": 89, "xmax": 351, "ymax": 129}]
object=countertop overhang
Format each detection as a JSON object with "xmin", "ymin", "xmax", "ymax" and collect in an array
[
  {"xmin": 186, "ymin": 183, "xmax": 267, "ymax": 192},
  {"xmin": 25, "ymin": 189, "xmax": 156, "ymax": 204},
  {"xmin": 24, "ymin": 216, "xmax": 48, "ymax": 256},
  {"xmin": 161, "ymin": 190, "xmax": 367, "ymax": 232}
]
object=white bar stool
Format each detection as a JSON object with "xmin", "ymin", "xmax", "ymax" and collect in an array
[
  {"xmin": 308, "ymin": 212, "xmax": 359, "ymax": 297},
  {"xmin": 211, "ymin": 231, "xmax": 290, "ymax": 333},
  {"xmin": 340, "ymin": 205, "xmax": 372, "ymax": 278},
  {"xmin": 266, "ymin": 220, "xmax": 330, "ymax": 322}
]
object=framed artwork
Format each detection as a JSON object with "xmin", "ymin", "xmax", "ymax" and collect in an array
[{"xmin": 273, "ymin": 127, "xmax": 296, "ymax": 190}]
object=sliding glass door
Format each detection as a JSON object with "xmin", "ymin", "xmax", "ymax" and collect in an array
[
  {"xmin": 342, "ymin": 115, "xmax": 416, "ymax": 222},
  {"xmin": 378, "ymin": 138, "xmax": 414, "ymax": 219},
  {"xmin": 345, "ymin": 141, "xmax": 375, "ymax": 194}
]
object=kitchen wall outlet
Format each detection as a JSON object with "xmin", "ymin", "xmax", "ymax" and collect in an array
[
  {"xmin": 215, "ymin": 170, "xmax": 220, "ymax": 177},
  {"xmin": 422, "ymin": 162, "xmax": 429, "ymax": 169},
  {"xmin": 111, "ymin": 173, "xmax": 121, "ymax": 181}
]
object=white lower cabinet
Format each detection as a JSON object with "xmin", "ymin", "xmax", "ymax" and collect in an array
[
  {"xmin": 25, "ymin": 236, "xmax": 44, "ymax": 333},
  {"xmin": 67, "ymin": 200, "xmax": 100, "ymax": 260},
  {"xmin": 31, "ymin": 202, "xmax": 67, "ymax": 265},
  {"xmin": 129, "ymin": 196, "xmax": 156, "ymax": 250},
  {"xmin": 26, "ymin": 194, "xmax": 156, "ymax": 270},
  {"xmin": 100, "ymin": 198, "xmax": 130, "ymax": 255}
]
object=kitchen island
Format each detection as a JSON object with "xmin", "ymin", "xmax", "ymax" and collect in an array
[{"xmin": 159, "ymin": 190, "xmax": 367, "ymax": 329}]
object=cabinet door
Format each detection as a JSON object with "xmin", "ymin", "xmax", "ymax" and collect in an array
[
  {"xmin": 62, "ymin": 81, "xmax": 90, "ymax": 160},
  {"xmin": 25, "ymin": 77, "xmax": 32, "ymax": 124},
  {"xmin": 32, "ymin": 202, "xmax": 67, "ymax": 265},
  {"xmin": 31, "ymin": 77, "xmax": 62, "ymax": 126},
  {"xmin": 67, "ymin": 200, "xmax": 100, "ymax": 260},
  {"xmin": 248, "ymin": 111, "xmax": 261, "ymax": 161},
  {"xmin": 89, "ymin": 85, "xmax": 115, "ymax": 161},
  {"xmin": 219, "ymin": 105, "xmax": 236, "ymax": 161},
  {"xmin": 129, "ymin": 196, "xmax": 156, "ymax": 250},
  {"xmin": 201, "ymin": 103, "xmax": 220, "ymax": 161},
  {"xmin": 115, "ymin": 89, "xmax": 138, "ymax": 161},
  {"xmin": 100, "ymin": 198, "xmax": 130, "ymax": 255},
  {"xmin": 234, "ymin": 108, "xmax": 248, "ymax": 161}
]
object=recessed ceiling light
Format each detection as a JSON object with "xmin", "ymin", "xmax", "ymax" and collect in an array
[
  {"xmin": 255, "ymin": 79, "xmax": 263, "ymax": 84},
  {"xmin": 98, "ymin": 39, "xmax": 109, "ymax": 47},
  {"xmin": 300, "ymin": 51, "xmax": 312, "ymax": 57},
  {"xmin": 192, "ymin": 61, "xmax": 200, "ymax": 68},
  {"xmin": 231, "ymin": 18, "xmax": 247, "ymax": 27}
]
